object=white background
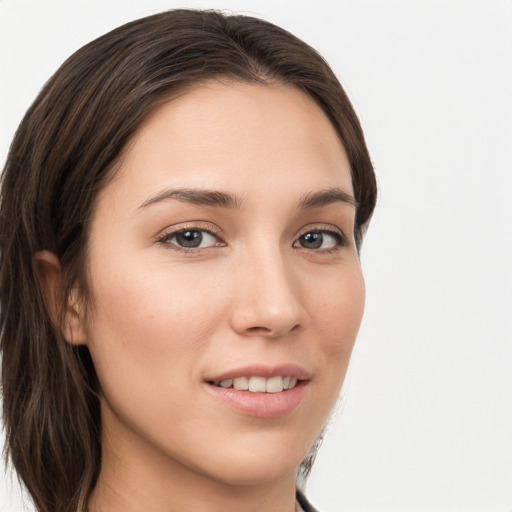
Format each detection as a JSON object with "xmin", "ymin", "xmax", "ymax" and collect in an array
[{"xmin": 1, "ymin": 1, "xmax": 511, "ymax": 511}]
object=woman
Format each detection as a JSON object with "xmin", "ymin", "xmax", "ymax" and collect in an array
[{"xmin": 0, "ymin": 9, "xmax": 376, "ymax": 512}]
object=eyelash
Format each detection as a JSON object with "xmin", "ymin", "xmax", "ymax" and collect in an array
[
  {"xmin": 156, "ymin": 223, "xmax": 348, "ymax": 254},
  {"xmin": 156, "ymin": 223, "xmax": 225, "ymax": 254},
  {"xmin": 294, "ymin": 226, "xmax": 348, "ymax": 254}
]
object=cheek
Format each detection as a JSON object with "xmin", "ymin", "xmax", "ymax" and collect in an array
[
  {"xmin": 315, "ymin": 265, "xmax": 365, "ymax": 351},
  {"xmin": 307, "ymin": 265, "xmax": 365, "ymax": 396},
  {"xmin": 83, "ymin": 260, "xmax": 229, "ymax": 446},
  {"xmin": 85, "ymin": 260, "xmax": 226, "ymax": 386}
]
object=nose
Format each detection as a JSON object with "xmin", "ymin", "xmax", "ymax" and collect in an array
[{"xmin": 229, "ymin": 247, "xmax": 308, "ymax": 338}]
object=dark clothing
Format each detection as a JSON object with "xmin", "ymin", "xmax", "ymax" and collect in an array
[{"xmin": 296, "ymin": 489, "xmax": 319, "ymax": 512}]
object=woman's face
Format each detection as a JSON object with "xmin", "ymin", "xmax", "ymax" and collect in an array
[{"xmin": 83, "ymin": 82, "xmax": 365, "ymax": 489}]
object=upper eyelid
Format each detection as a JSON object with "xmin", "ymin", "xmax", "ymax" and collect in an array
[
  {"xmin": 156, "ymin": 222, "xmax": 224, "ymax": 240},
  {"xmin": 295, "ymin": 228, "xmax": 347, "ymax": 246},
  {"xmin": 295, "ymin": 223, "xmax": 346, "ymax": 239},
  {"xmin": 156, "ymin": 226, "xmax": 224, "ymax": 253},
  {"xmin": 155, "ymin": 222, "xmax": 349, "ymax": 245},
  {"xmin": 295, "ymin": 225, "xmax": 352, "ymax": 250}
]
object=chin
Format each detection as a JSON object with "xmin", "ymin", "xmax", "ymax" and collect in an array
[
  {"xmin": 206, "ymin": 457, "xmax": 300, "ymax": 487},
  {"xmin": 186, "ymin": 430, "xmax": 312, "ymax": 487}
]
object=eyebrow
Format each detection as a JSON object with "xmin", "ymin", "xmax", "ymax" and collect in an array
[
  {"xmin": 298, "ymin": 187, "xmax": 358, "ymax": 210},
  {"xmin": 138, "ymin": 186, "xmax": 357, "ymax": 211},
  {"xmin": 138, "ymin": 188, "xmax": 244, "ymax": 210}
]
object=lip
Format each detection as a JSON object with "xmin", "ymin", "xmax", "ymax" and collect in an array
[
  {"xmin": 205, "ymin": 363, "xmax": 311, "ymax": 383},
  {"xmin": 204, "ymin": 364, "xmax": 311, "ymax": 419}
]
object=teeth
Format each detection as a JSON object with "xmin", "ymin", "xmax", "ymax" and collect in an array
[
  {"xmin": 266, "ymin": 376, "xmax": 284, "ymax": 393},
  {"xmin": 233, "ymin": 377, "xmax": 249, "ymax": 390},
  {"xmin": 248, "ymin": 376, "xmax": 266, "ymax": 392},
  {"xmin": 216, "ymin": 375, "xmax": 299, "ymax": 392}
]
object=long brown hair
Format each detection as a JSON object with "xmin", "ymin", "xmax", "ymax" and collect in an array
[{"xmin": 1, "ymin": 9, "xmax": 377, "ymax": 512}]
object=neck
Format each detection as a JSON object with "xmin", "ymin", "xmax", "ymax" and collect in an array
[
  {"xmin": 87, "ymin": 409, "xmax": 299, "ymax": 512},
  {"xmin": 88, "ymin": 463, "xmax": 298, "ymax": 512}
]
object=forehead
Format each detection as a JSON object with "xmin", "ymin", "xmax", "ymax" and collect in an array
[{"xmin": 97, "ymin": 81, "xmax": 353, "ymax": 211}]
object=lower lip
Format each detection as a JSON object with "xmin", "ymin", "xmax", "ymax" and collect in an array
[{"xmin": 204, "ymin": 381, "xmax": 308, "ymax": 419}]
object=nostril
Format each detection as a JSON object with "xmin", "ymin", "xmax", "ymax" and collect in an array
[
  {"xmin": 229, "ymin": 290, "xmax": 307, "ymax": 337},
  {"xmin": 246, "ymin": 326, "xmax": 272, "ymax": 334},
  {"xmin": 244, "ymin": 324, "xmax": 301, "ymax": 337}
]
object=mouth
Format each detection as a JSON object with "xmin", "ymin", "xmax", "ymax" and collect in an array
[
  {"xmin": 204, "ymin": 364, "xmax": 310, "ymax": 418},
  {"xmin": 209, "ymin": 375, "xmax": 300, "ymax": 393}
]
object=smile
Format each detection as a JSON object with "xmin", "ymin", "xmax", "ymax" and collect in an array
[
  {"xmin": 204, "ymin": 365, "xmax": 310, "ymax": 418},
  {"xmin": 214, "ymin": 376, "xmax": 299, "ymax": 393}
]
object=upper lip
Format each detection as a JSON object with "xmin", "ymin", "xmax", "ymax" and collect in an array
[{"xmin": 205, "ymin": 363, "xmax": 311, "ymax": 384}]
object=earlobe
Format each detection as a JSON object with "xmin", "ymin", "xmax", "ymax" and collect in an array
[{"xmin": 33, "ymin": 250, "xmax": 88, "ymax": 346}]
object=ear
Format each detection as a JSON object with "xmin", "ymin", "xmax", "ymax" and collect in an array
[{"xmin": 33, "ymin": 250, "xmax": 88, "ymax": 345}]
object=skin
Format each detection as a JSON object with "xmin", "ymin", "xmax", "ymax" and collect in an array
[{"xmin": 38, "ymin": 81, "xmax": 365, "ymax": 512}]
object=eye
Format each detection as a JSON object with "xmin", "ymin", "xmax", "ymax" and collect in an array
[
  {"xmin": 293, "ymin": 230, "xmax": 344, "ymax": 250},
  {"xmin": 159, "ymin": 229, "xmax": 221, "ymax": 250}
]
